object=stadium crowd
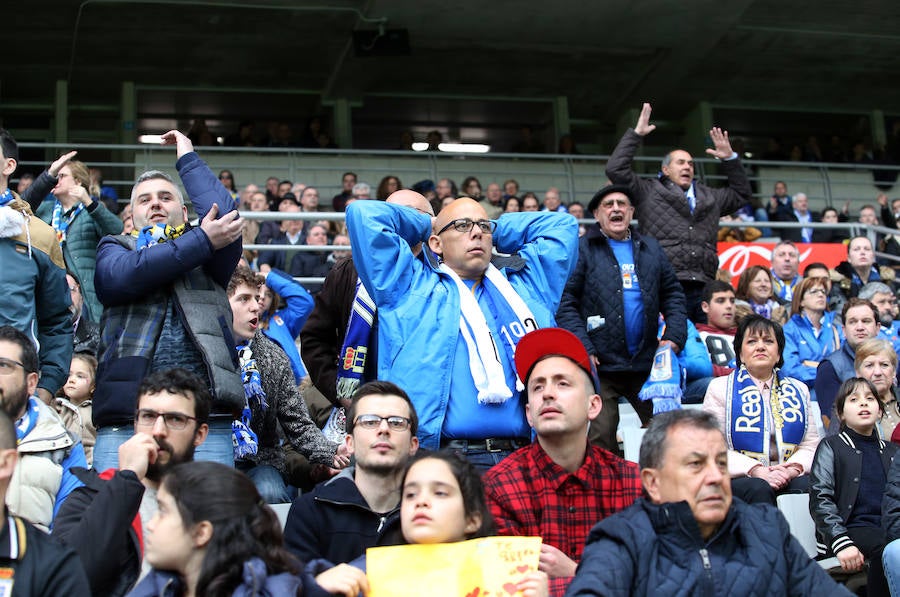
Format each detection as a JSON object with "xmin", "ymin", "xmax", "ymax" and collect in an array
[{"xmin": 3, "ymin": 100, "xmax": 900, "ymax": 596}]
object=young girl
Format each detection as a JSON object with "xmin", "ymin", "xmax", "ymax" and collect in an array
[
  {"xmin": 56, "ymin": 353, "xmax": 97, "ymax": 467},
  {"xmin": 314, "ymin": 450, "xmax": 548, "ymax": 597},
  {"xmin": 127, "ymin": 462, "xmax": 312, "ymax": 597},
  {"xmin": 810, "ymin": 378, "xmax": 897, "ymax": 596}
]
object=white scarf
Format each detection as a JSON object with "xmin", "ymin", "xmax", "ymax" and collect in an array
[{"xmin": 440, "ymin": 263, "xmax": 536, "ymax": 404}]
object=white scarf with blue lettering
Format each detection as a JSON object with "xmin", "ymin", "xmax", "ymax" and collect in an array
[{"xmin": 440, "ymin": 263, "xmax": 535, "ymax": 404}]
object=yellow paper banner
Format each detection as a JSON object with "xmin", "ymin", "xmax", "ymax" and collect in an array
[{"xmin": 366, "ymin": 536, "xmax": 542, "ymax": 597}]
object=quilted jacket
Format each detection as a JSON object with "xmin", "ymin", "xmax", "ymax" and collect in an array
[{"xmin": 605, "ymin": 129, "xmax": 751, "ymax": 284}]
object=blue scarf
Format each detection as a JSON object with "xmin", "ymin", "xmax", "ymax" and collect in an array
[
  {"xmin": 726, "ymin": 366, "xmax": 808, "ymax": 466},
  {"xmin": 851, "ymin": 266, "xmax": 881, "ymax": 288},
  {"xmin": 232, "ymin": 342, "xmax": 266, "ymax": 460},
  {"xmin": 50, "ymin": 200, "xmax": 84, "ymax": 245},
  {"xmin": 132, "ymin": 223, "xmax": 187, "ymax": 250},
  {"xmin": 336, "ymin": 279, "xmax": 376, "ymax": 402},
  {"xmin": 638, "ymin": 318, "xmax": 683, "ymax": 413},
  {"xmin": 771, "ymin": 272, "xmax": 802, "ymax": 301},
  {"xmin": 15, "ymin": 398, "xmax": 41, "ymax": 443},
  {"xmin": 750, "ymin": 300, "xmax": 774, "ymax": 319},
  {"xmin": 0, "ymin": 188, "xmax": 14, "ymax": 207}
]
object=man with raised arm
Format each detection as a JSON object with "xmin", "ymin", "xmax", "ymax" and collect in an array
[
  {"xmin": 345, "ymin": 191, "xmax": 578, "ymax": 470},
  {"xmin": 606, "ymin": 103, "xmax": 751, "ymax": 321},
  {"xmin": 92, "ymin": 130, "xmax": 245, "ymax": 471}
]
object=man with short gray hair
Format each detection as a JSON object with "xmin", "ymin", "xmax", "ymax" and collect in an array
[
  {"xmin": 92, "ymin": 130, "xmax": 245, "ymax": 471},
  {"xmin": 567, "ymin": 410, "xmax": 850, "ymax": 596}
]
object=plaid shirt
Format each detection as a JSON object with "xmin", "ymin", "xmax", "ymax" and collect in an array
[{"xmin": 483, "ymin": 442, "xmax": 641, "ymax": 596}]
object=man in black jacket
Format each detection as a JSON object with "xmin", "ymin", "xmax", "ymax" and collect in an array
[
  {"xmin": 52, "ymin": 368, "xmax": 211, "ymax": 597},
  {"xmin": 283, "ymin": 381, "xmax": 419, "ymax": 564},
  {"xmin": 605, "ymin": 103, "xmax": 751, "ymax": 321},
  {"xmin": 557, "ymin": 185, "xmax": 687, "ymax": 453}
]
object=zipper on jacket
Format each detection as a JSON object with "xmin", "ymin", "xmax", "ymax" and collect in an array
[
  {"xmin": 699, "ymin": 548, "xmax": 714, "ymax": 587},
  {"xmin": 377, "ymin": 515, "xmax": 387, "ymax": 533}
]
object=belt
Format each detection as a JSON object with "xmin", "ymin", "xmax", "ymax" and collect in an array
[{"xmin": 441, "ymin": 437, "xmax": 530, "ymax": 453}]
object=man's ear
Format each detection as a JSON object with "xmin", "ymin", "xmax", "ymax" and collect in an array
[
  {"xmin": 701, "ymin": 301, "xmax": 710, "ymax": 314},
  {"xmin": 0, "ymin": 449, "xmax": 18, "ymax": 481},
  {"xmin": 641, "ymin": 468, "xmax": 661, "ymax": 503},
  {"xmin": 193, "ymin": 423, "xmax": 209, "ymax": 447},
  {"xmin": 427, "ymin": 235, "xmax": 442, "ymax": 257},
  {"xmin": 1, "ymin": 157, "xmax": 17, "ymax": 178},
  {"xmin": 586, "ymin": 393, "xmax": 602, "ymax": 422}
]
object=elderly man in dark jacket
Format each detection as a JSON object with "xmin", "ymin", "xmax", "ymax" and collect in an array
[
  {"xmin": 566, "ymin": 410, "xmax": 851, "ymax": 597},
  {"xmin": 606, "ymin": 103, "xmax": 751, "ymax": 322},
  {"xmin": 557, "ymin": 184, "xmax": 686, "ymax": 453}
]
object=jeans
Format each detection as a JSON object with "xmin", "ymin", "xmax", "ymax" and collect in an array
[
  {"xmin": 683, "ymin": 377, "xmax": 713, "ymax": 405},
  {"xmin": 92, "ymin": 418, "xmax": 234, "ymax": 472},
  {"xmin": 449, "ymin": 449, "xmax": 514, "ymax": 474},
  {"xmin": 884, "ymin": 539, "xmax": 900, "ymax": 596},
  {"xmin": 238, "ymin": 463, "xmax": 296, "ymax": 504}
]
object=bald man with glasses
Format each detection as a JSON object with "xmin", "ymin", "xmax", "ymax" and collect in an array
[{"xmin": 345, "ymin": 191, "xmax": 579, "ymax": 470}]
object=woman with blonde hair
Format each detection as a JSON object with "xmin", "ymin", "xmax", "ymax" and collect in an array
[
  {"xmin": 854, "ymin": 337, "xmax": 900, "ymax": 439},
  {"xmin": 36, "ymin": 158, "xmax": 122, "ymax": 321}
]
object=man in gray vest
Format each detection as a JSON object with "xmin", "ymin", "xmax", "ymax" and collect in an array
[{"xmin": 92, "ymin": 130, "xmax": 245, "ymax": 471}]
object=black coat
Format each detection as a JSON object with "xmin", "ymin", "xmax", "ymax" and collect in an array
[{"xmin": 557, "ymin": 225, "xmax": 686, "ymax": 374}]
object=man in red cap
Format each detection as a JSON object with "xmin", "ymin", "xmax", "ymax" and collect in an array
[{"xmin": 482, "ymin": 327, "xmax": 642, "ymax": 597}]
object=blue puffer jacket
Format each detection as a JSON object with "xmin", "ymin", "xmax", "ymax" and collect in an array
[
  {"xmin": 345, "ymin": 201, "xmax": 578, "ymax": 450},
  {"xmin": 565, "ymin": 498, "xmax": 851, "ymax": 597},
  {"xmin": 262, "ymin": 269, "xmax": 314, "ymax": 383},
  {"xmin": 679, "ymin": 320, "xmax": 714, "ymax": 381},
  {"xmin": 557, "ymin": 224, "xmax": 686, "ymax": 374},
  {"xmin": 126, "ymin": 558, "xmax": 310, "ymax": 597},
  {"xmin": 782, "ymin": 311, "xmax": 843, "ymax": 389}
]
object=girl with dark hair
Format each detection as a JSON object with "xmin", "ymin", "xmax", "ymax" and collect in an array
[
  {"xmin": 376, "ymin": 176, "xmax": 402, "ymax": 201},
  {"xmin": 460, "ymin": 176, "xmax": 483, "ymax": 200},
  {"xmin": 127, "ymin": 462, "xmax": 310, "ymax": 597},
  {"xmin": 810, "ymin": 378, "xmax": 895, "ymax": 595},
  {"xmin": 314, "ymin": 450, "xmax": 548, "ymax": 596}
]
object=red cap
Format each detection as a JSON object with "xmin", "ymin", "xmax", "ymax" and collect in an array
[{"xmin": 515, "ymin": 327, "xmax": 592, "ymax": 384}]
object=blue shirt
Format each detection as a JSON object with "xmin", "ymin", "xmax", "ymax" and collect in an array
[
  {"xmin": 442, "ymin": 280, "xmax": 529, "ymax": 440},
  {"xmin": 609, "ymin": 238, "xmax": 644, "ymax": 355}
]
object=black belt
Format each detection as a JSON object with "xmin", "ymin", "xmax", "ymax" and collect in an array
[{"xmin": 441, "ymin": 437, "xmax": 530, "ymax": 453}]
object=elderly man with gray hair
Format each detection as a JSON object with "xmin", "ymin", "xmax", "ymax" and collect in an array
[
  {"xmin": 92, "ymin": 130, "xmax": 245, "ymax": 471},
  {"xmin": 859, "ymin": 281, "xmax": 900, "ymax": 353},
  {"xmin": 566, "ymin": 409, "xmax": 850, "ymax": 596}
]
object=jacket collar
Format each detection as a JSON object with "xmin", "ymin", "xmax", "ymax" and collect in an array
[{"xmin": 586, "ymin": 223, "xmax": 639, "ymax": 245}]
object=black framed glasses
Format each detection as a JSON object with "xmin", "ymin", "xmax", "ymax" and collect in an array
[
  {"xmin": 135, "ymin": 409, "xmax": 197, "ymax": 430},
  {"xmin": 353, "ymin": 414, "xmax": 412, "ymax": 432},
  {"xmin": 0, "ymin": 358, "xmax": 26, "ymax": 376},
  {"xmin": 437, "ymin": 218, "xmax": 496, "ymax": 235}
]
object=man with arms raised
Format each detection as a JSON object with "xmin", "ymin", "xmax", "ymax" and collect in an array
[
  {"xmin": 92, "ymin": 130, "xmax": 244, "ymax": 470},
  {"xmin": 566, "ymin": 410, "xmax": 849, "ymax": 596},
  {"xmin": 483, "ymin": 328, "xmax": 641, "ymax": 596},
  {"xmin": 606, "ymin": 103, "xmax": 751, "ymax": 321},
  {"xmin": 54, "ymin": 368, "xmax": 211, "ymax": 596},
  {"xmin": 346, "ymin": 191, "xmax": 578, "ymax": 469},
  {"xmin": 284, "ymin": 380, "xmax": 419, "ymax": 563}
]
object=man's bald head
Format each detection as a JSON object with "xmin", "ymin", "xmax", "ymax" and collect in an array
[
  {"xmin": 386, "ymin": 189, "xmax": 434, "ymax": 216},
  {"xmin": 428, "ymin": 197, "xmax": 493, "ymax": 281}
]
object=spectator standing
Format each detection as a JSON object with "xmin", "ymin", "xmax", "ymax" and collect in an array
[
  {"xmin": 605, "ymin": 103, "xmax": 751, "ymax": 321},
  {"xmin": 556, "ymin": 185, "xmax": 686, "ymax": 452},
  {"xmin": 345, "ymin": 193, "xmax": 578, "ymax": 468},
  {"xmin": 775, "ymin": 192, "xmax": 819, "ymax": 244},
  {"xmin": 333, "ymin": 172, "xmax": 357, "ymax": 212},
  {"xmin": 0, "ymin": 130, "xmax": 73, "ymax": 404},
  {"xmin": 92, "ymin": 130, "xmax": 244, "ymax": 471}
]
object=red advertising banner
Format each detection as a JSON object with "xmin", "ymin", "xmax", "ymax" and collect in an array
[{"xmin": 717, "ymin": 242, "xmax": 847, "ymax": 287}]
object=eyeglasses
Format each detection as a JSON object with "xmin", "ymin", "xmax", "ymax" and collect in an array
[
  {"xmin": 219, "ymin": 174, "xmax": 232, "ymax": 180},
  {"xmin": 806, "ymin": 288, "xmax": 827, "ymax": 296},
  {"xmin": 353, "ymin": 414, "xmax": 412, "ymax": 432},
  {"xmin": 437, "ymin": 218, "xmax": 496, "ymax": 235},
  {"xmin": 0, "ymin": 358, "xmax": 26, "ymax": 376},
  {"xmin": 135, "ymin": 409, "xmax": 197, "ymax": 430}
]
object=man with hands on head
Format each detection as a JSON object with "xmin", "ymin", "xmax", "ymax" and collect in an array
[
  {"xmin": 53, "ymin": 368, "xmax": 211, "ymax": 597},
  {"xmin": 92, "ymin": 130, "xmax": 245, "ymax": 471},
  {"xmin": 606, "ymin": 103, "xmax": 751, "ymax": 322}
]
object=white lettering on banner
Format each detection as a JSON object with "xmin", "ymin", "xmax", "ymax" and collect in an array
[
  {"xmin": 734, "ymin": 375, "xmax": 762, "ymax": 433},
  {"xmin": 500, "ymin": 318, "xmax": 538, "ymax": 348}
]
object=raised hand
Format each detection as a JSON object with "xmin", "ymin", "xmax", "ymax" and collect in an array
[
  {"xmin": 705, "ymin": 127, "xmax": 734, "ymax": 160},
  {"xmin": 634, "ymin": 103, "xmax": 656, "ymax": 137},
  {"xmin": 160, "ymin": 130, "xmax": 195, "ymax": 158},
  {"xmin": 200, "ymin": 203, "xmax": 244, "ymax": 250},
  {"xmin": 48, "ymin": 150, "xmax": 78, "ymax": 177}
]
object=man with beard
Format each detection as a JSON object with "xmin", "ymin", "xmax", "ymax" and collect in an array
[
  {"xmin": 53, "ymin": 368, "xmax": 210, "ymax": 596},
  {"xmin": 0, "ymin": 326, "xmax": 85, "ymax": 531},
  {"xmin": 283, "ymin": 380, "xmax": 419, "ymax": 564}
]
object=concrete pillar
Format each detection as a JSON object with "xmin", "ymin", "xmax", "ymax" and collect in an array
[
  {"xmin": 553, "ymin": 95, "xmax": 570, "ymax": 147},
  {"xmin": 332, "ymin": 98, "xmax": 353, "ymax": 149},
  {"xmin": 872, "ymin": 109, "xmax": 887, "ymax": 151},
  {"xmin": 682, "ymin": 101, "xmax": 713, "ymax": 157},
  {"xmin": 120, "ymin": 81, "xmax": 137, "ymax": 144},
  {"xmin": 54, "ymin": 80, "xmax": 68, "ymax": 143}
]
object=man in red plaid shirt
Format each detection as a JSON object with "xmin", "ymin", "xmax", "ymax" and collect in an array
[{"xmin": 482, "ymin": 327, "xmax": 642, "ymax": 596}]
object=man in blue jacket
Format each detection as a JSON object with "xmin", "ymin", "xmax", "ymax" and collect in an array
[
  {"xmin": 557, "ymin": 185, "xmax": 686, "ymax": 453},
  {"xmin": 346, "ymin": 191, "xmax": 578, "ymax": 470},
  {"xmin": 566, "ymin": 409, "xmax": 850, "ymax": 596},
  {"xmin": 92, "ymin": 130, "xmax": 245, "ymax": 471}
]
